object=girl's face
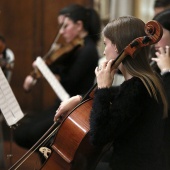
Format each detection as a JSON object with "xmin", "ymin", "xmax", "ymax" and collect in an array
[
  {"xmin": 103, "ymin": 36, "xmax": 118, "ymax": 61},
  {"xmin": 58, "ymin": 17, "xmax": 81, "ymax": 43},
  {"xmin": 155, "ymin": 28, "xmax": 170, "ymax": 51}
]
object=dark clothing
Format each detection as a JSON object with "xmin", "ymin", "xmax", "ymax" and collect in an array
[
  {"xmin": 14, "ymin": 36, "xmax": 99, "ymax": 149},
  {"xmin": 162, "ymin": 72, "xmax": 170, "ymax": 169},
  {"xmin": 50, "ymin": 36, "xmax": 98, "ymax": 96},
  {"xmin": 90, "ymin": 77, "xmax": 168, "ymax": 170},
  {"xmin": 162, "ymin": 72, "xmax": 170, "ymax": 105}
]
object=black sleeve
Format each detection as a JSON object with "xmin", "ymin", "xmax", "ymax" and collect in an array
[
  {"xmin": 60, "ymin": 42, "xmax": 99, "ymax": 93},
  {"xmin": 90, "ymin": 79, "xmax": 146, "ymax": 146},
  {"xmin": 162, "ymin": 72, "xmax": 170, "ymax": 106}
]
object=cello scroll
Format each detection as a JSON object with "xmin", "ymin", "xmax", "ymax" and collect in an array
[
  {"xmin": 125, "ymin": 20, "xmax": 163, "ymax": 57},
  {"xmin": 8, "ymin": 20, "xmax": 163, "ymax": 170},
  {"xmin": 111, "ymin": 20, "xmax": 163, "ymax": 70}
]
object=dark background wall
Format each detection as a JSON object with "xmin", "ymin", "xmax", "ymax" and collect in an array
[{"xmin": 0, "ymin": 0, "xmax": 93, "ymax": 113}]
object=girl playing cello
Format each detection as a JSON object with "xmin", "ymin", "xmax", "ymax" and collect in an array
[{"xmin": 54, "ymin": 16, "xmax": 168, "ymax": 170}]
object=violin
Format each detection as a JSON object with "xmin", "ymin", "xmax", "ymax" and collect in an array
[
  {"xmin": 24, "ymin": 17, "xmax": 84, "ymax": 91},
  {"xmin": 30, "ymin": 36, "xmax": 84, "ymax": 80},
  {"xmin": 45, "ymin": 37, "xmax": 84, "ymax": 66},
  {"xmin": 9, "ymin": 20, "xmax": 163, "ymax": 170},
  {"xmin": 28, "ymin": 16, "xmax": 84, "ymax": 80}
]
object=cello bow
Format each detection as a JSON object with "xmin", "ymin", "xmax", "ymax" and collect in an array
[
  {"xmin": 40, "ymin": 20, "xmax": 163, "ymax": 170},
  {"xmin": 9, "ymin": 20, "xmax": 163, "ymax": 170}
]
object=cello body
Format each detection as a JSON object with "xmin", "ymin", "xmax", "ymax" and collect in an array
[
  {"xmin": 40, "ymin": 20, "xmax": 164, "ymax": 170},
  {"xmin": 41, "ymin": 98, "xmax": 106, "ymax": 170},
  {"xmin": 8, "ymin": 20, "xmax": 163, "ymax": 170}
]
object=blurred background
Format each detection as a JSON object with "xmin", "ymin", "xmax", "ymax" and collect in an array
[
  {"xmin": 0, "ymin": 0, "xmax": 157, "ymax": 169},
  {"xmin": 0, "ymin": 0, "xmax": 155, "ymax": 113}
]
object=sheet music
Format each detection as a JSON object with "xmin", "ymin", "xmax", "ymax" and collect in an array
[
  {"xmin": 35, "ymin": 56, "xmax": 70, "ymax": 101},
  {"xmin": 0, "ymin": 68, "xmax": 24, "ymax": 126}
]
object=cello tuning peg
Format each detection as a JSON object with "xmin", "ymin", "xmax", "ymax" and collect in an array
[
  {"xmin": 130, "ymin": 40, "xmax": 139, "ymax": 48},
  {"xmin": 142, "ymin": 36, "xmax": 151, "ymax": 44}
]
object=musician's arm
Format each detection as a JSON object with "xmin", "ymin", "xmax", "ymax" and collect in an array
[{"xmin": 54, "ymin": 95, "xmax": 82, "ymax": 121}]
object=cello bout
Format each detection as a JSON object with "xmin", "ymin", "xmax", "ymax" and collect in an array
[{"xmin": 40, "ymin": 98, "xmax": 106, "ymax": 170}]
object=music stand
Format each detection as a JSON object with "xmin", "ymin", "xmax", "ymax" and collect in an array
[{"xmin": 0, "ymin": 68, "xmax": 24, "ymax": 168}]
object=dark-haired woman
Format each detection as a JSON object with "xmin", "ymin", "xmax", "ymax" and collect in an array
[{"xmin": 14, "ymin": 4, "xmax": 101, "ymax": 150}]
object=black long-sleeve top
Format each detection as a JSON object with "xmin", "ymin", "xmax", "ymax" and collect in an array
[
  {"xmin": 162, "ymin": 72, "xmax": 170, "ymax": 105},
  {"xmin": 50, "ymin": 36, "xmax": 99, "ymax": 97},
  {"xmin": 90, "ymin": 77, "xmax": 168, "ymax": 170},
  {"xmin": 162, "ymin": 72, "xmax": 170, "ymax": 169}
]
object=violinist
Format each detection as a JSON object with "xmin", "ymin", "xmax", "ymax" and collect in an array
[
  {"xmin": 0, "ymin": 35, "xmax": 15, "ymax": 82},
  {"xmin": 151, "ymin": 9, "xmax": 170, "ymax": 169},
  {"xmin": 14, "ymin": 4, "xmax": 101, "ymax": 150},
  {"xmin": 54, "ymin": 16, "xmax": 168, "ymax": 170}
]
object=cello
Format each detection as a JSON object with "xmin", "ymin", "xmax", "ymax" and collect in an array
[{"xmin": 9, "ymin": 20, "xmax": 163, "ymax": 170}]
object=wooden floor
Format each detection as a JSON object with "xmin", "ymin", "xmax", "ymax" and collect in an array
[
  {"xmin": 0, "ymin": 120, "xmax": 112, "ymax": 170},
  {"xmin": 2, "ymin": 140, "xmax": 42, "ymax": 170},
  {"xmin": 1, "ymin": 120, "xmax": 42, "ymax": 170}
]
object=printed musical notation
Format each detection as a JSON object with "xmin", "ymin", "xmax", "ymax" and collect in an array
[{"xmin": 0, "ymin": 68, "xmax": 24, "ymax": 126}]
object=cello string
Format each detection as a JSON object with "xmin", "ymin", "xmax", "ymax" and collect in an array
[
  {"xmin": 13, "ymin": 127, "xmax": 59, "ymax": 170},
  {"xmin": 10, "ymin": 126, "xmax": 60, "ymax": 170},
  {"xmin": 29, "ymin": 17, "xmax": 68, "ymax": 86},
  {"xmin": 9, "ymin": 122, "xmax": 60, "ymax": 170}
]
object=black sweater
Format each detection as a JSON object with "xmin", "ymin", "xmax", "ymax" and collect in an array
[
  {"xmin": 90, "ymin": 77, "xmax": 168, "ymax": 170},
  {"xmin": 162, "ymin": 72, "xmax": 170, "ymax": 169},
  {"xmin": 51, "ymin": 36, "xmax": 99, "ymax": 97}
]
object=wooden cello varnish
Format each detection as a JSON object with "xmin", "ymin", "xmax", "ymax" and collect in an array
[
  {"xmin": 41, "ymin": 98, "xmax": 105, "ymax": 170},
  {"xmin": 8, "ymin": 20, "xmax": 163, "ymax": 170},
  {"xmin": 40, "ymin": 20, "xmax": 163, "ymax": 170}
]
